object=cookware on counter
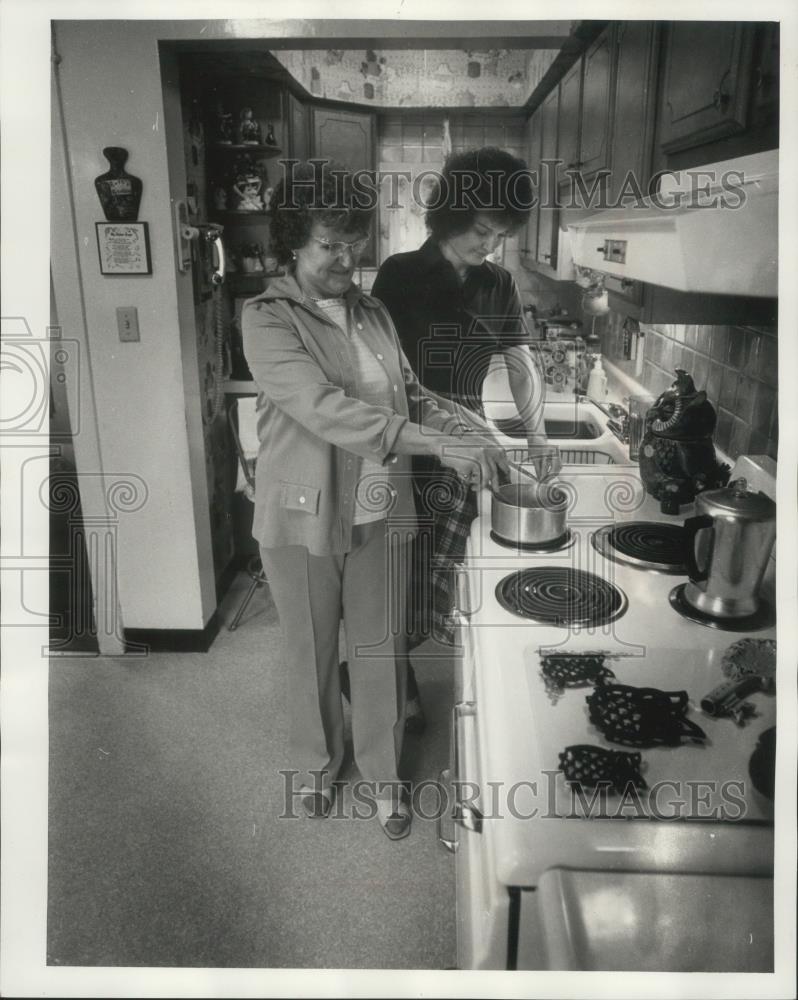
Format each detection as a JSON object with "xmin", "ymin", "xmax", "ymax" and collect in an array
[
  {"xmin": 490, "ymin": 454, "xmax": 567, "ymax": 547},
  {"xmin": 682, "ymin": 478, "xmax": 776, "ymax": 621}
]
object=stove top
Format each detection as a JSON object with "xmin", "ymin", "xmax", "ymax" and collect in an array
[
  {"xmin": 591, "ymin": 520, "xmax": 687, "ymax": 573},
  {"xmin": 495, "ymin": 566, "xmax": 628, "ymax": 627}
]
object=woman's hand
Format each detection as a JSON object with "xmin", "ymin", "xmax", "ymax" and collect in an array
[
  {"xmin": 436, "ymin": 437, "xmax": 510, "ymax": 490},
  {"xmin": 525, "ymin": 437, "xmax": 562, "ymax": 480}
]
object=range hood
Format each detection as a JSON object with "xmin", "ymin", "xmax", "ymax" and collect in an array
[{"xmin": 566, "ymin": 149, "xmax": 778, "ymax": 298}]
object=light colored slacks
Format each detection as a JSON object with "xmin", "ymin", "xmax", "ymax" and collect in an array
[{"xmin": 260, "ymin": 520, "xmax": 408, "ymax": 798}]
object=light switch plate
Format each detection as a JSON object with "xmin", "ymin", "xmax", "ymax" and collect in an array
[{"xmin": 117, "ymin": 306, "xmax": 140, "ymax": 342}]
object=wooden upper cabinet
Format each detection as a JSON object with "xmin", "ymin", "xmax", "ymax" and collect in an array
[
  {"xmin": 312, "ymin": 105, "xmax": 375, "ymax": 172},
  {"xmin": 312, "ymin": 105, "xmax": 376, "ymax": 264},
  {"xmin": 537, "ymin": 87, "xmax": 560, "ymax": 269},
  {"xmin": 523, "ymin": 111, "xmax": 542, "ymax": 262},
  {"xmin": 609, "ymin": 21, "xmax": 658, "ymax": 204},
  {"xmin": 285, "ymin": 91, "xmax": 310, "ymax": 161},
  {"xmin": 658, "ymin": 22, "xmax": 755, "ymax": 153},
  {"xmin": 579, "ymin": 27, "xmax": 615, "ymax": 180},
  {"xmin": 750, "ymin": 22, "xmax": 779, "ymax": 122},
  {"xmin": 557, "ymin": 57, "xmax": 582, "ymax": 181}
]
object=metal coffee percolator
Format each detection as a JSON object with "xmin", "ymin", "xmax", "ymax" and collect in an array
[{"xmin": 682, "ymin": 478, "xmax": 776, "ymax": 620}]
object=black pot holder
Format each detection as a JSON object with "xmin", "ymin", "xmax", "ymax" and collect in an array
[
  {"xmin": 559, "ymin": 744, "xmax": 647, "ymax": 792},
  {"xmin": 540, "ymin": 652, "xmax": 616, "ymax": 702},
  {"xmin": 586, "ymin": 680, "xmax": 707, "ymax": 747}
]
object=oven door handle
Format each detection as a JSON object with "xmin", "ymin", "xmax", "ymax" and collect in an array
[
  {"xmin": 452, "ymin": 701, "xmax": 483, "ymax": 835},
  {"xmin": 451, "ymin": 565, "xmax": 473, "ymax": 619},
  {"xmin": 437, "ymin": 768, "xmax": 457, "ymax": 853}
]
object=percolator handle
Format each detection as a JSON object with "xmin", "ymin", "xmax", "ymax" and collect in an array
[{"xmin": 682, "ymin": 514, "xmax": 714, "ymax": 582}]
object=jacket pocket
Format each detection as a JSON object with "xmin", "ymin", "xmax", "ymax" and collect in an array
[{"xmin": 279, "ymin": 482, "xmax": 320, "ymax": 515}]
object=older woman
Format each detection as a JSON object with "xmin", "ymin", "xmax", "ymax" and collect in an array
[
  {"xmin": 373, "ymin": 146, "xmax": 549, "ymax": 653},
  {"xmin": 242, "ymin": 161, "xmax": 506, "ymax": 840}
]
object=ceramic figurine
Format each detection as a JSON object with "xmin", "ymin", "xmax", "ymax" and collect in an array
[
  {"xmin": 94, "ymin": 147, "xmax": 143, "ymax": 221},
  {"xmin": 213, "ymin": 186, "xmax": 227, "ymax": 211},
  {"xmin": 638, "ymin": 369, "xmax": 730, "ymax": 514},
  {"xmin": 216, "ymin": 108, "xmax": 235, "ymax": 144},
  {"xmin": 238, "ymin": 107, "xmax": 261, "ymax": 145},
  {"xmin": 265, "ymin": 123, "xmax": 277, "ymax": 146},
  {"xmin": 231, "ymin": 172, "xmax": 264, "ymax": 212}
]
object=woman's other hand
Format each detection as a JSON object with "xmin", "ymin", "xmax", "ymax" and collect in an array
[
  {"xmin": 436, "ymin": 438, "xmax": 509, "ymax": 490},
  {"xmin": 525, "ymin": 438, "xmax": 562, "ymax": 480}
]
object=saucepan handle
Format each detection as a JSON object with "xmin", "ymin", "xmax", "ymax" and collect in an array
[{"xmin": 682, "ymin": 514, "xmax": 714, "ymax": 582}]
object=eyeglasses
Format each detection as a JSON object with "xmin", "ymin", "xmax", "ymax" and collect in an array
[{"xmin": 311, "ymin": 235, "xmax": 369, "ymax": 259}]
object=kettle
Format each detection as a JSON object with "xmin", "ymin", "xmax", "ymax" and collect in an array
[{"xmin": 682, "ymin": 478, "xmax": 776, "ymax": 620}]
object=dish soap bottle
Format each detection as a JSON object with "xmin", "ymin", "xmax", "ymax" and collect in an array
[{"xmin": 586, "ymin": 355, "xmax": 608, "ymax": 402}]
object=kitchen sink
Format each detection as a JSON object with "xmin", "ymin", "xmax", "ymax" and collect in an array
[
  {"xmin": 492, "ymin": 415, "xmax": 602, "ymax": 440},
  {"xmin": 484, "ymin": 399, "xmax": 631, "ymax": 463}
]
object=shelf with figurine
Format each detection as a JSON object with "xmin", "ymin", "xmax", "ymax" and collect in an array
[
  {"xmin": 225, "ymin": 242, "xmax": 282, "ymax": 282},
  {"xmin": 214, "ymin": 105, "xmax": 281, "ymax": 151},
  {"xmin": 211, "ymin": 168, "xmax": 274, "ymax": 218},
  {"xmin": 213, "ymin": 144, "xmax": 283, "ymax": 155}
]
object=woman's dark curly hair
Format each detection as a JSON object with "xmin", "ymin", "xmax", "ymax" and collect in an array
[
  {"xmin": 425, "ymin": 146, "xmax": 533, "ymax": 240},
  {"xmin": 269, "ymin": 160, "xmax": 375, "ymax": 265}
]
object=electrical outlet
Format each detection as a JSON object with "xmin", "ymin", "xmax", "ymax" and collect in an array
[{"xmin": 116, "ymin": 306, "xmax": 140, "ymax": 342}]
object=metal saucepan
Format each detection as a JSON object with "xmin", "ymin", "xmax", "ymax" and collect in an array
[{"xmin": 491, "ymin": 464, "xmax": 568, "ymax": 546}]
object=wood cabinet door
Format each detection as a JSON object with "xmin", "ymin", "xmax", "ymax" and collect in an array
[
  {"xmin": 609, "ymin": 21, "xmax": 658, "ymax": 204},
  {"xmin": 557, "ymin": 57, "xmax": 582, "ymax": 179},
  {"xmin": 579, "ymin": 26, "xmax": 615, "ymax": 182},
  {"xmin": 286, "ymin": 92, "xmax": 310, "ymax": 161},
  {"xmin": 312, "ymin": 105, "xmax": 375, "ymax": 172},
  {"xmin": 537, "ymin": 87, "xmax": 559, "ymax": 268},
  {"xmin": 312, "ymin": 105, "xmax": 376, "ymax": 264},
  {"xmin": 750, "ymin": 22, "xmax": 779, "ymax": 122},
  {"xmin": 523, "ymin": 111, "xmax": 542, "ymax": 264},
  {"xmin": 658, "ymin": 22, "xmax": 755, "ymax": 153}
]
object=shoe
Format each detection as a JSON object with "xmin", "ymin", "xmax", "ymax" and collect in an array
[
  {"xmin": 299, "ymin": 785, "xmax": 334, "ymax": 818},
  {"xmin": 375, "ymin": 796, "xmax": 412, "ymax": 841}
]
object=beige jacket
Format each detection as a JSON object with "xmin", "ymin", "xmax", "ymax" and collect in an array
[{"xmin": 242, "ymin": 274, "xmax": 465, "ymax": 555}]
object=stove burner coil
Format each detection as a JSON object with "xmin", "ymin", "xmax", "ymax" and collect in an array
[
  {"xmin": 669, "ymin": 583, "xmax": 775, "ymax": 631},
  {"xmin": 559, "ymin": 744, "xmax": 647, "ymax": 792},
  {"xmin": 591, "ymin": 521, "xmax": 687, "ymax": 573},
  {"xmin": 496, "ymin": 567, "xmax": 628, "ymax": 627},
  {"xmin": 587, "ymin": 681, "xmax": 707, "ymax": 747},
  {"xmin": 489, "ymin": 529, "xmax": 575, "ymax": 553}
]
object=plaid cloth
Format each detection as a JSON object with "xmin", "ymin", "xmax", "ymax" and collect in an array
[{"xmin": 407, "ymin": 457, "xmax": 479, "ymax": 649}]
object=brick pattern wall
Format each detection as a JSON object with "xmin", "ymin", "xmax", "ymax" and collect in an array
[{"xmin": 604, "ymin": 318, "xmax": 778, "ymax": 461}]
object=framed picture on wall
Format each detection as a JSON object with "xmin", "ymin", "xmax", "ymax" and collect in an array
[{"xmin": 96, "ymin": 221, "xmax": 152, "ymax": 275}]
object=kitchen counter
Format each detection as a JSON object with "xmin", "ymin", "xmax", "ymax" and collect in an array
[{"xmin": 458, "ymin": 465, "xmax": 776, "ymax": 891}]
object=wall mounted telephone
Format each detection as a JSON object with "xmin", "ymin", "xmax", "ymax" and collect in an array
[
  {"xmin": 174, "ymin": 200, "xmax": 226, "ymax": 282},
  {"xmin": 174, "ymin": 199, "xmax": 230, "ymax": 421}
]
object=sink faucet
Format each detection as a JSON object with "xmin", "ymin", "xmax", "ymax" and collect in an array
[
  {"xmin": 605, "ymin": 403, "xmax": 630, "ymax": 444},
  {"xmin": 581, "ymin": 395, "xmax": 631, "ymax": 442}
]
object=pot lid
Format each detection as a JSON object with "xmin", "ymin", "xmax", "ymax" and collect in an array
[{"xmin": 698, "ymin": 478, "xmax": 776, "ymax": 521}]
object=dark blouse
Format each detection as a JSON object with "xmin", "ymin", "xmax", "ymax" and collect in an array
[{"xmin": 371, "ymin": 238, "xmax": 531, "ymax": 408}]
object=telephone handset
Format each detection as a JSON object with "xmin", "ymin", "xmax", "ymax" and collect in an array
[
  {"xmin": 174, "ymin": 200, "xmax": 225, "ymax": 282},
  {"xmin": 174, "ymin": 200, "xmax": 230, "ymax": 420}
]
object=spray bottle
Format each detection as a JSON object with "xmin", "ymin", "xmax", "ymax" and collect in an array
[{"xmin": 586, "ymin": 355, "xmax": 608, "ymax": 402}]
